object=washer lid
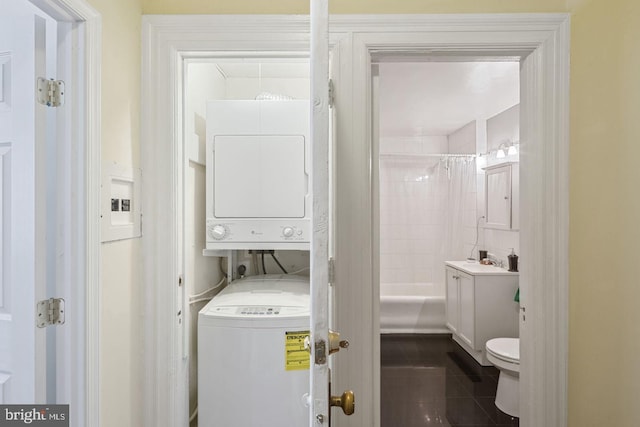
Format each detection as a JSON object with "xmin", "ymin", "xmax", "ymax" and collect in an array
[
  {"xmin": 486, "ymin": 338, "xmax": 519, "ymax": 363},
  {"xmin": 200, "ymin": 274, "xmax": 309, "ymax": 318}
]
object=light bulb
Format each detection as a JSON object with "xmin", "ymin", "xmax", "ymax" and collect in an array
[
  {"xmin": 496, "ymin": 149, "xmax": 506, "ymax": 159},
  {"xmin": 507, "ymin": 145, "xmax": 518, "ymax": 156}
]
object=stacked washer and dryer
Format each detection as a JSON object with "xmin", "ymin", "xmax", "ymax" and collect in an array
[{"xmin": 198, "ymin": 100, "xmax": 311, "ymax": 427}]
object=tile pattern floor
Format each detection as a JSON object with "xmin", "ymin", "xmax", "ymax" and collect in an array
[{"xmin": 381, "ymin": 334, "xmax": 519, "ymax": 427}]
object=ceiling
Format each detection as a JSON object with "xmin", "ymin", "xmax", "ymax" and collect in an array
[
  {"xmin": 210, "ymin": 61, "xmax": 519, "ymax": 137},
  {"xmin": 379, "ymin": 62, "xmax": 519, "ymax": 137}
]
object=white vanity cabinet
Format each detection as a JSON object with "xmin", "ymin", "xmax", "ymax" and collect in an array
[{"xmin": 445, "ymin": 261, "xmax": 519, "ymax": 366}]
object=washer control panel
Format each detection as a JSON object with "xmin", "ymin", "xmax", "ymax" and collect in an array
[
  {"xmin": 238, "ymin": 306, "xmax": 281, "ymax": 315},
  {"xmin": 208, "ymin": 305, "xmax": 307, "ymax": 318}
]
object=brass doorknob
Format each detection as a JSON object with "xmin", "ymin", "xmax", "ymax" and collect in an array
[{"xmin": 330, "ymin": 390, "xmax": 355, "ymax": 415}]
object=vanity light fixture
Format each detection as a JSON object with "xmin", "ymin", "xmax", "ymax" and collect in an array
[
  {"xmin": 478, "ymin": 141, "xmax": 519, "ymax": 158},
  {"xmin": 495, "ymin": 141, "xmax": 518, "ymax": 158}
]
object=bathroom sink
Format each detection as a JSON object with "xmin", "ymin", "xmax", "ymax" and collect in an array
[{"xmin": 445, "ymin": 260, "xmax": 518, "ymax": 276}]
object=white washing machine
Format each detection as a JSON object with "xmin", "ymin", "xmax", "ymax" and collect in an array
[{"xmin": 198, "ymin": 274, "xmax": 310, "ymax": 427}]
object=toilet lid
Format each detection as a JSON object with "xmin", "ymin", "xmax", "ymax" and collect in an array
[{"xmin": 486, "ymin": 338, "xmax": 519, "ymax": 364}]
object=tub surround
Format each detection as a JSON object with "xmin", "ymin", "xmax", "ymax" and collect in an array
[{"xmin": 445, "ymin": 261, "xmax": 519, "ymax": 366}]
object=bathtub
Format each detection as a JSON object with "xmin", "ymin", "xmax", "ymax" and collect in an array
[{"xmin": 379, "ymin": 283, "xmax": 448, "ymax": 334}]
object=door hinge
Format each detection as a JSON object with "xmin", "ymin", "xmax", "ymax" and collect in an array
[
  {"xmin": 36, "ymin": 298, "xmax": 65, "ymax": 328},
  {"xmin": 328, "ymin": 258, "xmax": 335, "ymax": 284},
  {"xmin": 37, "ymin": 77, "xmax": 65, "ymax": 107},
  {"xmin": 328, "ymin": 79, "xmax": 335, "ymax": 108}
]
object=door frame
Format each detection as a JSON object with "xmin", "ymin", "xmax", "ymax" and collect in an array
[
  {"xmin": 141, "ymin": 15, "xmax": 341, "ymax": 426},
  {"xmin": 25, "ymin": 0, "xmax": 101, "ymax": 425},
  {"xmin": 340, "ymin": 15, "xmax": 570, "ymax": 427},
  {"xmin": 141, "ymin": 13, "xmax": 569, "ymax": 427}
]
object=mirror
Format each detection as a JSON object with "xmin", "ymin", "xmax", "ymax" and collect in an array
[{"xmin": 485, "ymin": 163, "xmax": 515, "ymax": 230}]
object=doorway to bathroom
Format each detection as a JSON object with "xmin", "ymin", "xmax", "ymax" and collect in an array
[
  {"xmin": 373, "ymin": 60, "xmax": 521, "ymax": 425},
  {"xmin": 375, "ymin": 61, "xmax": 520, "ymax": 334}
]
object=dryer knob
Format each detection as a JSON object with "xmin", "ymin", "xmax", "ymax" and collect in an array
[
  {"xmin": 282, "ymin": 227, "xmax": 295, "ymax": 238},
  {"xmin": 210, "ymin": 224, "xmax": 227, "ymax": 240}
]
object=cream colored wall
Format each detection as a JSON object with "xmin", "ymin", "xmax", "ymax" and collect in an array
[
  {"xmin": 86, "ymin": 0, "xmax": 142, "ymax": 427},
  {"xmin": 85, "ymin": 0, "xmax": 639, "ymax": 426},
  {"xmin": 142, "ymin": 0, "xmax": 566, "ymax": 14},
  {"xmin": 568, "ymin": 0, "xmax": 640, "ymax": 425}
]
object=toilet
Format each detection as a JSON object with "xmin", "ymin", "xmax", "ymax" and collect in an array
[{"xmin": 485, "ymin": 338, "xmax": 520, "ymax": 418}]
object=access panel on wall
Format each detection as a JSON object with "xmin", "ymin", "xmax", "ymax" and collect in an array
[{"xmin": 205, "ymin": 100, "xmax": 310, "ymax": 250}]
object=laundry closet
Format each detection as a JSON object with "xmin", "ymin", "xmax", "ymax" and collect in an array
[{"xmin": 183, "ymin": 58, "xmax": 313, "ymax": 426}]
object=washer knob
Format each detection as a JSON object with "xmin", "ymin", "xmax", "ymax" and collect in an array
[
  {"xmin": 209, "ymin": 224, "xmax": 227, "ymax": 240},
  {"xmin": 282, "ymin": 226, "xmax": 295, "ymax": 238}
]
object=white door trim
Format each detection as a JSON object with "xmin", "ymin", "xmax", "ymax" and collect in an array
[
  {"xmin": 334, "ymin": 15, "xmax": 570, "ymax": 427},
  {"xmin": 141, "ymin": 15, "xmax": 320, "ymax": 427},
  {"xmin": 27, "ymin": 1, "xmax": 101, "ymax": 425},
  {"xmin": 141, "ymin": 14, "xmax": 569, "ymax": 427}
]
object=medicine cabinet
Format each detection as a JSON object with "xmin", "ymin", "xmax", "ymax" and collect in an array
[{"xmin": 484, "ymin": 162, "xmax": 519, "ymax": 230}]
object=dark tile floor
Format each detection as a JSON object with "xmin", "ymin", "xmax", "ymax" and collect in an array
[{"xmin": 381, "ymin": 334, "xmax": 519, "ymax": 427}]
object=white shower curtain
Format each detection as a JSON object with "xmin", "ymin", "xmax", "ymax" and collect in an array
[
  {"xmin": 434, "ymin": 157, "xmax": 477, "ymax": 288},
  {"xmin": 379, "ymin": 155, "xmax": 476, "ymax": 292}
]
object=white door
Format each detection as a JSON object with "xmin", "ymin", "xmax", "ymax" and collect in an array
[
  {"xmin": 310, "ymin": 3, "xmax": 354, "ymax": 424},
  {"xmin": 309, "ymin": 0, "xmax": 331, "ymax": 424},
  {"xmin": 0, "ymin": 0, "xmax": 49, "ymax": 403}
]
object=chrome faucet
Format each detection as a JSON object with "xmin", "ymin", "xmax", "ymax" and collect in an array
[{"xmin": 487, "ymin": 253, "xmax": 505, "ymax": 268}]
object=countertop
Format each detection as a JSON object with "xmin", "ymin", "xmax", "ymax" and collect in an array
[{"xmin": 446, "ymin": 260, "xmax": 519, "ymax": 276}]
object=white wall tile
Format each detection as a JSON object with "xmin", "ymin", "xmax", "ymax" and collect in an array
[
  {"xmin": 379, "ymin": 143, "xmax": 477, "ymax": 287},
  {"xmin": 480, "ymin": 228, "xmax": 520, "ymax": 266},
  {"xmin": 413, "ymin": 269, "xmax": 432, "ymax": 283},
  {"xmin": 463, "ymin": 243, "xmax": 476, "ymax": 260},
  {"xmin": 410, "ymin": 240, "xmax": 430, "ymax": 254},
  {"xmin": 462, "ymin": 226, "xmax": 478, "ymax": 246},
  {"xmin": 390, "ymin": 269, "xmax": 414, "ymax": 283},
  {"xmin": 380, "ymin": 239, "xmax": 394, "ymax": 254}
]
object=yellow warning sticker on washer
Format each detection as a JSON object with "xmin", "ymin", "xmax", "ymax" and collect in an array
[{"xmin": 285, "ymin": 331, "xmax": 310, "ymax": 371}]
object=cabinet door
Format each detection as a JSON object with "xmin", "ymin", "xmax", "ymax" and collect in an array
[
  {"xmin": 458, "ymin": 272, "xmax": 475, "ymax": 348},
  {"xmin": 485, "ymin": 164, "xmax": 512, "ymax": 230},
  {"xmin": 445, "ymin": 267, "xmax": 459, "ymax": 333}
]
